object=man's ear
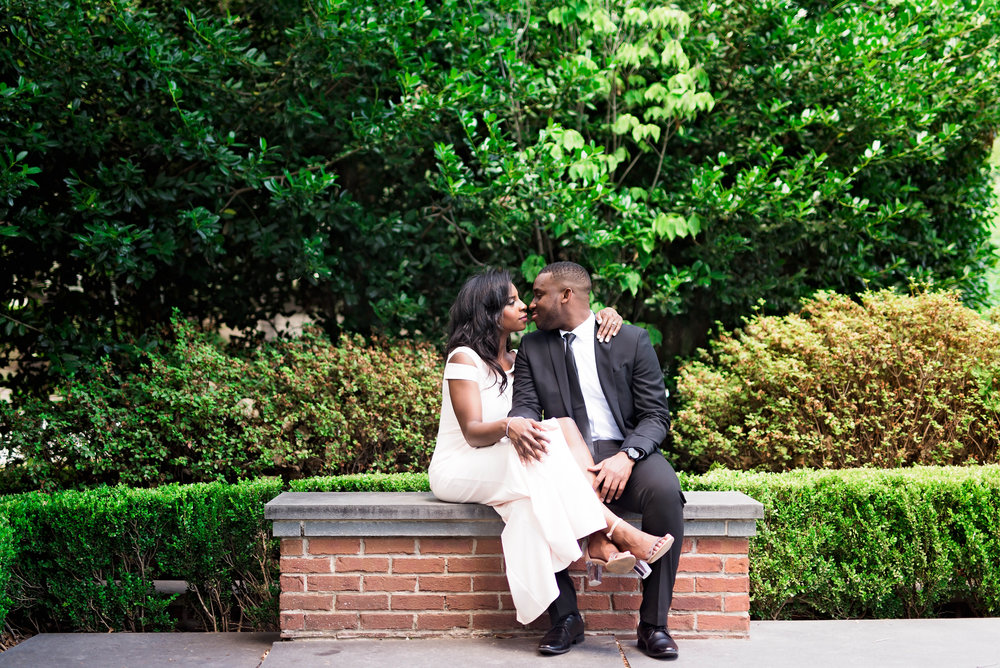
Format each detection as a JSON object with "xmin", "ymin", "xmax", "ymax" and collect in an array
[{"xmin": 560, "ymin": 288, "xmax": 573, "ymax": 304}]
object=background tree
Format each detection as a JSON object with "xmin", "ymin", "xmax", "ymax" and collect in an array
[{"xmin": 2, "ymin": 0, "xmax": 998, "ymax": 393}]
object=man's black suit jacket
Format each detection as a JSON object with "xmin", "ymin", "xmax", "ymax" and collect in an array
[{"xmin": 509, "ymin": 322, "xmax": 671, "ymax": 458}]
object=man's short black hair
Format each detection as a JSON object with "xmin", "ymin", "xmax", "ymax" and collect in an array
[{"xmin": 539, "ymin": 261, "xmax": 592, "ymax": 293}]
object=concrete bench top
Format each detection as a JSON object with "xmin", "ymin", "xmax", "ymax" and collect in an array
[{"xmin": 266, "ymin": 491, "xmax": 763, "ymax": 539}]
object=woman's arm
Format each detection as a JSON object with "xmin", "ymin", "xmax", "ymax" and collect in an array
[
  {"xmin": 447, "ymin": 353, "xmax": 514, "ymax": 447},
  {"xmin": 449, "ymin": 352, "xmax": 548, "ymax": 460}
]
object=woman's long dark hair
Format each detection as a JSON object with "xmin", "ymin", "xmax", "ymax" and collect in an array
[{"xmin": 446, "ymin": 268, "xmax": 513, "ymax": 394}]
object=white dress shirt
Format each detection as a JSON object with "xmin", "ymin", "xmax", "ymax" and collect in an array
[{"xmin": 560, "ymin": 312, "xmax": 625, "ymax": 442}]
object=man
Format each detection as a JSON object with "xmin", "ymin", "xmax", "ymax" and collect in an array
[{"xmin": 508, "ymin": 261, "xmax": 685, "ymax": 660}]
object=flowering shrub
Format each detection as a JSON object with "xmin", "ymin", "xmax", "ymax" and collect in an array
[
  {"xmin": 0, "ymin": 319, "xmax": 443, "ymax": 491},
  {"xmin": 671, "ymin": 290, "xmax": 1000, "ymax": 471}
]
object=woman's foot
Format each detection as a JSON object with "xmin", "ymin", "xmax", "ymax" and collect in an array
[
  {"xmin": 584, "ymin": 532, "xmax": 636, "ymax": 583},
  {"xmin": 606, "ymin": 518, "xmax": 674, "ymax": 565}
]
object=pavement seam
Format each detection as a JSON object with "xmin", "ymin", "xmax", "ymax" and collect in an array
[{"xmin": 615, "ymin": 637, "xmax": 631, "ymax": 668}]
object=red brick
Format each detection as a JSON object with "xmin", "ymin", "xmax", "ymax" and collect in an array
[
  {"xmin": 671, "ymin": 594, "xmax": 723, "ymax": 612},
  {"xmin": 393, "ymin": 557, "xmax": 447, "ymax": 574},
  {"xmin": 697, "ymin": 613, "xmax": 750, "ymax": 632},
  {"xmin": 445, "ymin": 593, "xmax": 499, "ymax": 610},
  {"xmin": 363, "ymin": 574, "xmax": 417, "ymax": 592},
  {"xmin": 308, "ymin": 537, "xmax": 361, "ymax": 555},
  {"xmin": 304, "ymin": 612, "xmax": 358, "ymax": 631},
  {"xmin": 280, "ymin": 575, "xmax": 305, "ymax": 592},
  {"xmin": 724, "ymin": 594, "xmax": 751, "ymax": 612},
  {"xmin": 281, "ymin": 612, "xmax": 304, "ymax": 631},
  {"xmin": 473, "ymin": 538, "xmax": 503, "ymax": 554},
  {"xmin": 415, "ymin": 613, "xmax": 470, "ymax": 630},
  {"xmin": 336, "ymin": 593, "xmax": 389, "ymax": 611},
  {"xmin": 673, "ymin": 576, "xmax": 695, "ymax": 593},
  {"xmin": 696, "ymin": 537, "xmax": 749, "ymax": 554},
  {"xmin": 678, "ymin": 555, "xmax": 723, "ymax": 573},
  {"xmin": 724, "ymin": 556, "xmax": 750, "ymax": 574},
  {"xmin": 499, "ymin": 594, "xmax": 515, "ymax": 610},
  {"xmin": 584, "ymin": 612, "xmax": 636, "ymax": 630},
  {"xmin": 418, "ymin": 575, "xmax": 472, "ymax": 592},
  {"xmin": 471, "ymin": 611, "xmax": 519, "ymax": 628},
  {"xmin": 611, "ymin": 593, "xmax": 642, "ymax": 611},
  {"xmin": 281, "ymin": 556, "xmax": 333, "ymax": 574},
  {"xmin": 447, "ymin": 556, "xmax": 502, "ymax": 573},
  {"xmin": 680, "ymin": 538, "xmax": 695, "ymax": 553},
  {"xmin": 364, "ymin": 537, "xmax": 417, "ymax": 554},
  {"xmin": 281, "ymin": 539, "xmax": 303, "ymax": 556},
  {"xmin": 526, "ymin": 617, "xmax": 550, "ymax": 631},
  {"xmin": 361, "ymin": 612, "xmax": 414, "ymax": 630},
  {"xmin": 666, "ymin": 612, "xmax": 695, "ymax": 631},
  {"xmin": 308, "ymin": 574, "xmax": 361, "ymax": 592},
  {"xmin": 584, "ymin": 576, "xmax": 641, "ymax": 592},
  {"xmin": 280, "ymin": 593, "xmax": 333, "ymax": 610},
  {"xmin": 696, "ymin": 576, "xmax": 749, "ymax": 593},
  {"xmin": 471, "ymin": 575, "xmax": 509, "ymax": 591},
  {"xmin": 576, "ymin": 593, "xmax": 612, "ymax": 610},
  {"xmin": 567, "ymin": 558, "xmax": 587, "ymax": 572},
  {"xmin": 336, "ymin": 556, "xmax": 390, "ymax": 572},
  {"xmin": 391, "ymin": 593, "xmax": 446, "ymax": 610},
  {"xmin": 419, "ymin": 538, "xmax": 474, "ymax": 554}
]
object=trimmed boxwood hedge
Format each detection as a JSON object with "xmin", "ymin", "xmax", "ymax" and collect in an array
[
  {"xmin": 680, "ymin": 465, "xmax": 1000, "ymax": 619},
  {"xmin": 0, "ymin": 467, "xmax": 997, "ymax": 636}
]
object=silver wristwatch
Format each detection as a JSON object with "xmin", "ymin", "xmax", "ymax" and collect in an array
[{"xmin": 625, "ymin": 447, "xmax": 642, "ymax": 462}]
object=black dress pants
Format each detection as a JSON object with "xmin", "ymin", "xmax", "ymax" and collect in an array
[{"xmin": 547, "ymin": 443, "xmax": 685, "ymax": 627}]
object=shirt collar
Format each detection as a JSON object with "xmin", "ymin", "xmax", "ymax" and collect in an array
[{"xmin": 559, "ymin": 312, "xmax": 596, "ymax": 341}]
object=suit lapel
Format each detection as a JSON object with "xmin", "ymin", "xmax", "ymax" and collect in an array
[
  {"xmin": 594, "ymin": 322, "xmax": 625, "ymax": 431},
  {"xmin": 547, "ymin": 330, "xmax": 574, "ymax": 416}
]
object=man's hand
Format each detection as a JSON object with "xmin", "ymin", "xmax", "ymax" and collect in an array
[
  {"xmin": 507, "ymin": 417, "xmax": 550, "ymax": 465},
  {"xmin": 587, "ymin": 452, "xmax": 634, "ymax": 503}
]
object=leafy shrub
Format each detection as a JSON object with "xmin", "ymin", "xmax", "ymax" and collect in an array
[
  {"xmin": 0, "ymin": 479, "xmax": 283, "ymax": 634},
  {"xmin": 682, "ymin": 466, "xmax": 1000, "ymax": 619},
  {"xmin": 0, "ymin": 516, "xmax": 13, "ymax": 631},
  {"xmin": 671, "ymin": 290, "xmax": 1000, "ymax": 472},
  {"xmin": 0, "ymin": 318, "xmax": 443, "ymax": 492},
  {"xmin": 289, "ymin": 472, "xmax": 430, "ymax": 492}
]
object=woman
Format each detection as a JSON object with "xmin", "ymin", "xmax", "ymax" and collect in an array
[{"xmin": 429, "ymin": 269, "xmax": 673, "ymax": 625}]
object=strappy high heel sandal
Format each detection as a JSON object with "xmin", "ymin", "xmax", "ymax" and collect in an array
[
  {"xmin": 582, "ymin": 537, "xmax": 637, "ymax": 586},
  {"xmin": 606, "ymin": 519, "xmax": 674, "ymax": 568}
]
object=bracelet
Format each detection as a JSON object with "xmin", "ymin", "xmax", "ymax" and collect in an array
[{"xmin": 505, "ymin": 416, "xmax": 526, "ymax": 438}]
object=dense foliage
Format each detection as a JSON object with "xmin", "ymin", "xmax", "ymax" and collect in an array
[
  {"xmin": 0, "ymin": 479, "xmax": 283, "ymax": 636},
  {"xmin": 2, "ymin": 0, "xmax": 998, "ymax": 392},
  {"xmin": 0, "ymin": 319, "xmax": 442, "ymax": 492},
  {"xmin": 683, "ymin": 466, "xmax": 1000, "ymax": 619},
  {"xmin": 671, "ymin": 290, "xmax": 1000, "ymax": 472},
  {"xmin": 1, "ymin": 467, "xmax": 998, "ymax": 636}
]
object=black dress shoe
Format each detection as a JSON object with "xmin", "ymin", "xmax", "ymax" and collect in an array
[
  {"xmin": 636, "ymin": 621, "xmax": 679, "ymax": 659},
  {"xmin": 538, "ymin": 612, "xmax": 585, "ymax": 655}
]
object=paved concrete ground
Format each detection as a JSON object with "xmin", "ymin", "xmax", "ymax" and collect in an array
[{"xmin": 2, "ymin": 619, "xmax": 999, "ymax": 667}]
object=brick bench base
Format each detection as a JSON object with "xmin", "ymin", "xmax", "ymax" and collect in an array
[{"xmin": 266, "ymin": 491, "xmax": 763, "ymax": 640}]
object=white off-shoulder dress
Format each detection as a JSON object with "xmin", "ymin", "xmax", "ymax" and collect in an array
[{"xmin": 428, "ymin": 346, "xmax": 607, "ymax": 624}]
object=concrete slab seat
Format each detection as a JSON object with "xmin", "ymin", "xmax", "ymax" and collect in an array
[{"xmin": 265, "ymin": 491, "xmax": 763, "ymax": 640}]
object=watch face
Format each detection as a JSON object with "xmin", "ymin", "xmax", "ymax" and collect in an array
[{"xmin": 627, "ymin": 448, "xmax": 640, "ymax": 460}]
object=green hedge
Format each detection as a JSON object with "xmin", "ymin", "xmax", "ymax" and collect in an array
[
  {"xmin": 0, "ymin": 467, "xmax": 997, "ymax": 634},
  {"xmin": 0, "ymin": 516, "xmax": 13, "ymax": 632},
  {"xmin": 681, "ymin": 465, "xmax": 1000, "ymax": 619},
  {"xmin": 0, "ymin": 479, "xmax": 284, "ymax": 633}
]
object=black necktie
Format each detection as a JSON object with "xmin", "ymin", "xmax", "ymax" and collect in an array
[{"xmin": 563, "ymin": 332, "xmax": 592, "ymax": 446}]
